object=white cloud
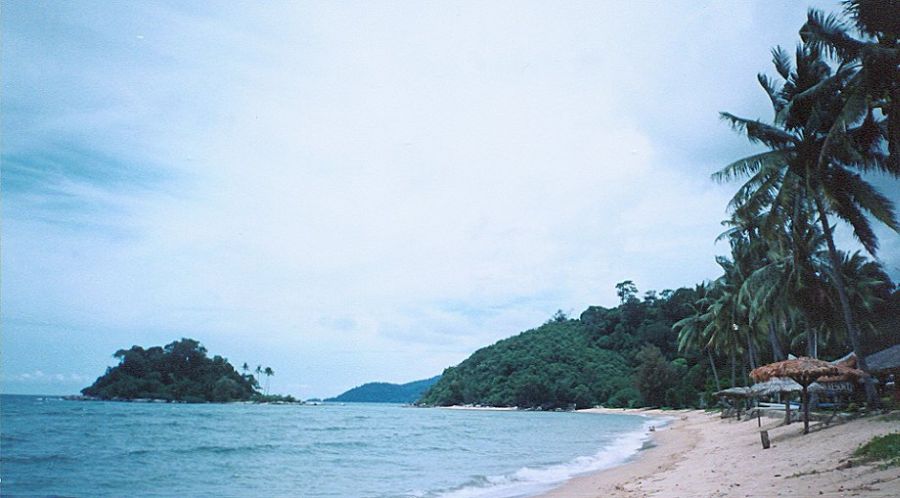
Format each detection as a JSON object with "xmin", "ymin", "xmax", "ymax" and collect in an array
[{"xmin": 6, "ymin": 370, "xmax": 91, "ymax": 384}]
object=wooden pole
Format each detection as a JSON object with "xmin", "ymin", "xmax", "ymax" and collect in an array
[
  {"xmin": 785, "ymin": 393, "xmax": 791, "ymax": 425},
  {"xmin": 756, "ymin": 396, "xmax": 761, "ymax": 427},
  {"xmin": 760, "ymin": 430, "xmax": 771, "ymax": 449},
  {"xmin": 802, "ymin": 384, "xmax": 810, "ymax": 435}
]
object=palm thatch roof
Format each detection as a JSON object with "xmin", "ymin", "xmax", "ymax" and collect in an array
[
  {"xmin": 750, "ymin": 357, "xmax": 840, "ymax": 386},
  {"xmin": 751, "ymin": 377, "xmax": 802, "ymax": 396},
  {"xmin": 817, "ymin": 363, "xmax": 868, "ymax": 383},
  {"xmin": 866, "ymin": 344, "xmax": 900, "ymax": 373},
  {"xmin": 750, "ymin": 378, "xmax": 837, "ymax": 396},
  {"xmin": 714, "ymin": 386, "xmax": 752, "ymax": 398}
]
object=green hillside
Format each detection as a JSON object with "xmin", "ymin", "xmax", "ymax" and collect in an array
[
  {"xmin": 419, "ymin": 278, "xmax": 900, "ymax": 410},
  {"xmin": 419, "ymin": 288, "xmax": 711, "ymax": 409},
  {"xmin": 327, "ymin": 376, "xmax": 441, "ymax": 403}
]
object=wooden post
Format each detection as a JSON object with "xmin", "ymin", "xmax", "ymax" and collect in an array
[
  {"xmin": 756, "ymin": 397, "xmax": 761, "ymax": 427},
  {"xmin": 785, "ymin": 396, "xmax": 791, "ymax": 425},
  {"xmin": 802, "ymin": 384, "xmax": 810, "ymax": 435},
  {"xmin": 760, "ymin": 430, "xmax": 771, "ymax": 449}
]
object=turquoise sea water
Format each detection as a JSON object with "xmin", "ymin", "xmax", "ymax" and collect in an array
[{"xmin": 1, "ymin": 395, "xmax": 656, "ymax": 497}]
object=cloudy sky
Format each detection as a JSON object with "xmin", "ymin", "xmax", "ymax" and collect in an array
[{"xmin": 3, "ymin": 1, "xmax": 896, "ymax": 397}]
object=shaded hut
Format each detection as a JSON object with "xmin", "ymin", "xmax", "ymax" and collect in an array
[
  {"xmin": 867, "ymin": 344, "xmax": 900, "ymax": 402},
  {"xmin": 714, "ymin": 386, "xmax": 752, "ymax": 419},
  {"xmin": 751, "ymin": 378, "xmax": 801, "ymax": 425},
  {"xmin": 867, "ymin": 344, "xmax": 900, "ymax": 375},
  {"xmin": 751, "ymin": 358, "xmax": 839, "ymax": 434}
]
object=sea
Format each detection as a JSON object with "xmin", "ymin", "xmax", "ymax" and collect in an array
[{"xmin": 0, "ymin": 395, "xmax": 662, "ymax": 498}]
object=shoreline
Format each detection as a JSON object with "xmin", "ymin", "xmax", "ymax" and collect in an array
[{"xmin": 541, "ymin": 408, "xmax": 899, "ymax": 497}]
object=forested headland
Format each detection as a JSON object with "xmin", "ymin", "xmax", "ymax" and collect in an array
[
  {"xmin": 326, "ymin": 376, "xmax": 441, "ymax": 403},
  {"xmin": 422, "ymin": 2, "xmax": 900, "ymax": 410}
]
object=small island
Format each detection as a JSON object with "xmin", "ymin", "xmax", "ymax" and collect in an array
[{"xmin": 80, "ymin": 338, "xmax": 296, "ymax": 403}]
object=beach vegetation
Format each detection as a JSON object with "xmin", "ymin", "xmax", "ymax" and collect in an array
[
  {"xmin": 701, "ymin": 0, "xmax": 898, "ymax": 407},
  {"xmin": 854, "ymin": 432, "xmax": 900, "ymax": 467}
]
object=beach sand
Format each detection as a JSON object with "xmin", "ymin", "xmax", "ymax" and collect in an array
[{"xmin": 542, "ymin": 408, "xmax": 899, "ymax": 497}]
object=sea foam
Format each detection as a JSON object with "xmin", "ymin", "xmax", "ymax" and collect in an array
[{"xmin": 432, "ymin": 416, "xmax": 668, "ymax": 498}]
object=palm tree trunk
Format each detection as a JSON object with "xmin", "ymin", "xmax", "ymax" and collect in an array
[
  {"xmin": 769, "ymin": 322, "xmax": 785, "ymax": 361},
  {"xmin": 813, "ymin": 194, "xmax": 878, "ymax": 406},
  {"xmin": 746, "ymin": 331, "xmax": 758, "ymax": 370},
  {"xmin": 806, "ymin": 329, "xmax": 818, "ymax": 359},
  {"xmin": 707, "ymin": 348, "xmax": 722, "ymax": 392},
  {"xmin": 730, "ymin": 350, "xmax": 736, "ymax": 387}
]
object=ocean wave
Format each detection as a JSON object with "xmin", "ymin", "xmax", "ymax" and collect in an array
[
  {"xmin": 164, "ymin": 442, "xmax": 285, "ymax": 455},
  {"xmin": 431, "ymin": 418, "xmax": 661, "ymax": 498},
  {"xmin": 2, "ymin": 453, "xmax": 76, "ymax": 464}
]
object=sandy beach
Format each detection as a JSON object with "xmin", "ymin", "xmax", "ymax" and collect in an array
[{"xmin": 542, "ymin": 408, "xmax": 899, "ymax": 497}]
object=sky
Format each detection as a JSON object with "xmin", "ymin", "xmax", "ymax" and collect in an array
[{"xmin": 2, "ymin": 1, "xmax": 897, "ymax": 398}]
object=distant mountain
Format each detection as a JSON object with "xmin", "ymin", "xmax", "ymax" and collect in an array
[{"xmin": 326, "ymin": 376, "xmax": 441, "ymax": 403}]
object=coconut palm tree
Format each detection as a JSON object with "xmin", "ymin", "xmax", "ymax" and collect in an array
[
  {"xmin": 673, "ymin": 283, "xmax": 722, "ymax": 392},
  {"xmin": 715, "ymin": 41, "xmax": 897, "ymax": 405},
  {"xmin": 738, "ymin": 205, "xmax": 833, "ymax": 359},
  {"xmin": 801, "ymin": 2, "xmax": 900, "ymax": 167},
  {"xmin": 264, "ymin": 367, "xmax": 274, "ymax": 396},
  {"xmin": 703, "ymin": 257, "xmax": 754, "ymax": 386}
]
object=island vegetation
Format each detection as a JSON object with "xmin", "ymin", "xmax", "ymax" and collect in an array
[
  {"xmin": 421, "ymin": 1, "xmax": 900, "ymax": 410},
  {"xmin": 81, "ymin": 338, "xmax": 295, "ymax": 403}
]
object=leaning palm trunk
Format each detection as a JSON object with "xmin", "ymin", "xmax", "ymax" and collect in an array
[
  {"xmin": 807, "ymin": 328, "xmax": 818, "ymax": 359},
  {"xmin": 813, "ymin": 194, "xmax": 878, "ymax": 406},
  {"xmin": 707, "ymin": 348, "xmax": 722, "ymax": 392},
  {"xmin": 730, "ymin": 350, "xmax": 737, "ymax": 387},
  {"xmin": 746, "ymin": 330, "xmax": 758, "ymax": 370},
  {"xmin": 769, "ymin": 322, "xmax": 785, "ymax": 361}
]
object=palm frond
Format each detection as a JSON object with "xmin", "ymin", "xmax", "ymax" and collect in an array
[
  {"xmin": 800, "ymin": 8, "xmax": 863, "ymax": 61},
  {"xmin": 712, "ymin": 150, "xmax": 787, "ymax": 183},
  {"xmin": 758, "ymin": 73, "xmax": 786, "ymax": 117},
  {"xmin": 719, "ymin": 113, "xmax": 797, "ymax": 149},
  {"xmin": 771, "ymin": 46, "xmax": 793, "ymax": 80},
  {"xmin": 832, "ymin": 168, "xmax": 899, "ymax": 232}
]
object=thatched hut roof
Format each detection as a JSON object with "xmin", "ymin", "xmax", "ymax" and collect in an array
[
  {"xmin": 750, "ymin": 377, "xmax": 838, "ymax": 395},
  {"xmin": 750, "ymin": 357, "xmax": 840, "ymax": 386},
  {"xmin": 714, "ymin": 386, "xmax": 752, "ymax": 398},
  {"xmin": 817, "ymin": 363, "xmax": 868, "ymax": 384},
  {"xmin": 866, "ymin": 344, "xmax": 900, "ymax": 373},
  {"xmin": 751, "ymin": 377, "xmax": 802, "ymax": 396}
]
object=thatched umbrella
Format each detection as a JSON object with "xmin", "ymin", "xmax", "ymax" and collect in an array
[
  {"xmin": 751, "ymin": 377, "xmax": 802, "ymax": 425},
  {"xmin": 750, "ymin": 358, "xmax": 839, "ymax": 434},
  {"xmin": 714, "ymin": 386, "xmax": 752, "ymax": 419}
]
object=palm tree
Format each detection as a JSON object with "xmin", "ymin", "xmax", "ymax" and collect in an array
[
  {"xmin": 703, "ymin": 258, "xmax": 753, "ymax": 386},
  {"xmin": 255, "ymin": 365, "xmax": 263, "ymax": 391},
  {"xmin": 739, "ymin": 206, "xmax": 832, "ymax": 359},
  {"xmin": 715, "ymin": 41, "xmax": 897, "ymax": 405},
  {"xmin": 674, "ymin": 283, "xmax": 722, "ymax": 392},
  {"xmin": 801, "ymin": 2, "xmax": 900, "ymax": 167},
  {"xmin": 264, "ymin": 367, "xmax": 274, "ymax": 396}
]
